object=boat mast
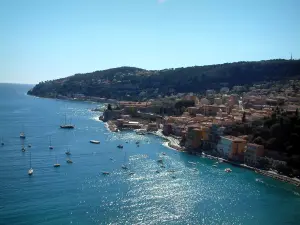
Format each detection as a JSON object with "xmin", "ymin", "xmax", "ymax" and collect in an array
[{"xmin": 30, "ymin": 152, "xmax": 32, "ymax": 168}]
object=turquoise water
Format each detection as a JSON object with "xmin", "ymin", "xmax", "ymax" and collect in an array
[{"xmin": 0, "ymin": 84, "xmax": 300, "ymax": 225}]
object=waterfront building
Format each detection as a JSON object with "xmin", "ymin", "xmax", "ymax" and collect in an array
[
  {"xmin": 244, "ymin": 143, "xmax": 265, "ymax": 166},
  {"xmin": 217, "ymin": 136, "xmax": 246, "ymax": 161}
]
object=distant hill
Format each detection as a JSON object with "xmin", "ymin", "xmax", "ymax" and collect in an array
[{"xmin": 28, "ymin": 60, "xmax": 300, "ymax": 100}]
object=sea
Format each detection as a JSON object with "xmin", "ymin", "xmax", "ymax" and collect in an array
[{"xmin": 0, "ymin": 83, "xmax": 300, "ymax": 225}]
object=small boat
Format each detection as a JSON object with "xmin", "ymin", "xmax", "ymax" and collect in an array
[
  {"xmin": 225, "ymin": 168, "xmax": 232, "ymax": 173},
  {"xmin": 28, "ymin": 152, "xmax": 33, "ymax": 175},
  {"xmin": 117, "ymin": 144, "xmax": 123, "ymax": 149},
  {"xmin": 60, "ymin": 114, "xmax": 75, "ymax": 129},
  {"xmin": 121, "ymin": 165, "xmax": 128, "ymax": 170},
  {"xmin": 65, "ymin": 149, "xmax": 71, "ymax": 155},
  {"xmin": 122, "ymin": 152, "xmax": 128, "ymax": 169},
  {"xmin": 160, "ymin": 165, "xmax": 166, "ymax": 168},
  {"xmin": 20, "ymin": 132, "xmax": 26, "ymax": 139},
  {"xmin": 136, "ymin": 141, "xmax": 140, "ymax": 144},
  {"xmin": 156, "ymin": 170, "xmax": 160, "ymax": 173},
  {"xmin": 54, "ymin": 156, "xmax": 60, "ymax": 167},
  {"xmin": 109, "ymin": 158, "xmax": 113, "ymax": 160},
  {"xmin": 90, "ymin": 140, "xmax": 100, "ymax": 144},
  {"xmin": 66, "ymin": 158, "xmax": 73, "ymax": 164},
  {"xmin": 167, "ymin": 170, "xmax": 175, "ymax": 172},
  {"xmin": 22, "ymin": 145, "xmax": 26, "ymax": 152},
  {"xmin": 28, "ymin": 144, "xmax": 32, "ymax": 148},
  {"xmin": 129, "ymin": 172, "xmax": 134, "ymax": 175},
  {"xmin": 171, "ymin": 175, "xmax": 176, "ymax": 179},
  {"xmin": 49, "ymin": 136, "xmax": 53, "ymax": 149},
  {"xmin": 157, "ymin": 159, "xmax": 163, "ymax": 163},
  {"xmin": 212, "ymin": 165, "xmax": 218, "ymax": 168},
  {"xmin": 135, "ymin": 129, "xmax": 146, "ymax": 135},
  {"xmin": 102, "ymin": 171, "xmax": 110, "ymax": 175},
  {"xmin": 162, "ymin": 152, "xmax": 166, "ymax": 155}
]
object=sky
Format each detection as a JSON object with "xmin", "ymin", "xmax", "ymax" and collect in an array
[{"xmin": 0, "ymin": 0, "xmax": 299, "ymax": 84}]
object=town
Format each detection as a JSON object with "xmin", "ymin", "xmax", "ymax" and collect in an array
[{"xmin": 94, "ymin": 79, "xmax": 300, "ymax": 185}]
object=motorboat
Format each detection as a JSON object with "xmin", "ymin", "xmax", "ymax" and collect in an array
[
  {"xmin": 129, "ymin": 172, "xmax": 134, "ymax": 175},
  {"xmin": 156, "ymin": 170, "xmax": 160, "ymax": 173},
  {"xmin": 225, "ymin": 168, "xmax": 232, "ymax": 173},
  {"xmin": 28, "ymin": 144, "xmax": 32, "ymax": 148},
  {"xmin": 162, "ymin": 152, "xmax": 166, "ymax": 155},
  {"xmin": 212, "ymin": 165, "xmax": 218, "ymax": 168},
  {"xmin": 136, "ymin": 141, "xmax": 140, "ymax": 144},
  {"xmin": 90, "ymin": 140, "xmax": 100, "ymax": 144},
  {"xmin": 66, "ymin": 158, "xmax": 73, "ymax": 164},
  {"xmin": 117, "ymin": 144, "xmax": 123, "ymax": 149},
  {"xmin": 121, "ymin": 165, "xmax": 128, "ymax": 170},
  {"xmin": 28, "ymin": 168, "xmax": 33, "ymax": 176},
  {"xmin": 102, "ymin": 171, "xmax": 110, "ymax": 175},
  {"xmin": 20, "ymin": 132, "xmax": 26, "ymax": 139},
  {"xmin": 22, "ymin": 146, "xmax": 26, "ymax": 152},
  {"xmin": 28, "ymin": 152, "xmax": 33, "ymax": 175}
]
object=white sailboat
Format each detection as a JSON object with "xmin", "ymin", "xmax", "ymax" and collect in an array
[
  {"xmin": 28, "ymin": 152, "xmax": 33, "ymax": 175},
  {"xmin": 20, "ymin": 125, "xmax": 26, "ymax": 139},
  {"xmin": 121, "ymin": 152, "xmax": 128, "ymax": 170},
  {"xmin": 54, "ymin": 156, "xmax": 60, "ymax": 167},
  {"xmin": 49, "ymin": 136, "xmax": 53, "ymax": 149}
]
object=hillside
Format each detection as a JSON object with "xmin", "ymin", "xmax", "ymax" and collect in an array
[{"xmin": 28, "ymin": 60, "xmax": 300, "ymax": 100}]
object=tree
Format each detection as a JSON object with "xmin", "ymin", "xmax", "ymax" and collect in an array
[
  {"xmin": 107, "ymin": 104, "xmax": 112, "ymax": 110},
  {"xmin": 253, "ymin": 136, "xmax": 265, "ymax": 145},
  {"xmin": 270, "ymin": 123, "xmax": 281, "ymax": 138},
  {"xmin": 242, "ymin": 111, "xmax": 246, "ymax": 123}
]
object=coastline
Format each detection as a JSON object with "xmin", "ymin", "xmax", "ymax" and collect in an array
[
  {"xmin": 32, "ymin": 94, "xmax": 300, "ymax": 188},
  {"xmin": 103, "ymin": 121, "xmax": 300, "ymax": 187}
]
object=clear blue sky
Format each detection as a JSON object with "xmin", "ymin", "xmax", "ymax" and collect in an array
[{"xmin": 0, "ymin": 0, "xmax": 299, "ymax": 84}]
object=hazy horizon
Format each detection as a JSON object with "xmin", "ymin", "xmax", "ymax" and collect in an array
[{"xmin": 1, "ymin": 0, "xmax": 299, "ymax": 84}]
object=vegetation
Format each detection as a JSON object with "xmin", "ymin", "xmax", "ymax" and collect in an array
[{"xmin": 28, "ymin": 60, "xmax": 300, "ymax": 100}]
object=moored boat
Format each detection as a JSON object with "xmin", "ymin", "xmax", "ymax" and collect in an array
[
  {"xmin": 60, "ymin": 114, "xmax": 75, "ymax": 129},
  {"xmin": 90, "ymin": 140, "xmax": 100, "ymax": 144},
  {"xmin": 54, "ymin": 156, "xmax": 60, "ymax": 167},
  {"xmin": 225, "ymin": 168, "xmax": 232, "ymax": 173},
  {"xmin": 28, "ymin": 152, "xmax": 33, "ymax": 176}
]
